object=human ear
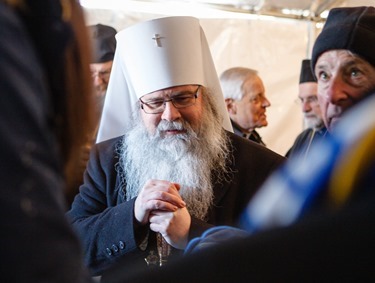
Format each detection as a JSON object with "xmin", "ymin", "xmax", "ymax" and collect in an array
[{"xmin": 225, "ymin": 98, "xmax": 237, "ymax": 114}]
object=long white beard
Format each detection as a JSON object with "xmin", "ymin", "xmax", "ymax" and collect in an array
[{"xmin": 118, "ymin": 101, "xmax": 229, "ymax": 221}]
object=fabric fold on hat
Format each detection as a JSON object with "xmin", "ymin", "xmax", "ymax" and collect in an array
[{"xmin": 97, "ymin": 16, "xmax": 232, "ymax": 143}]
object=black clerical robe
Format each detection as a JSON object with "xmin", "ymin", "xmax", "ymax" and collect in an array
[{"xmin": 67, "ymin": 131, "xmax": 285, "ymax": 276}]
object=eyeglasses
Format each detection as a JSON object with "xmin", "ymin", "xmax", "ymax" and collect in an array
[
  {"xmin": 139, "ymin": 86, "xmax": 201, "ymax": 114},
  {"xmin": 91, "ymin": 69, "xmax": 111, "ymax": 81},
  {"xmin": 295, "ymin": 96, "xmax": 318, "ymax": 105}
]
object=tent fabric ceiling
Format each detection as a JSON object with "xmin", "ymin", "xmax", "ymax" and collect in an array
[
  {"xmin": 203, "ymin": 0, "xmax": 343, "ymax": 20},
  {"xmin": 147, "ymin": 0, "xmax": 373, "ymax": 21},
  {"xmin": 258, "ymin": 0, "xmax": 344, "ymax": 19}
]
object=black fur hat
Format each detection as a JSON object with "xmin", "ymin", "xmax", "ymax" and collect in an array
[{"xmin": 311, "ymin": 6, "xmax": 375, "ymax": 71}]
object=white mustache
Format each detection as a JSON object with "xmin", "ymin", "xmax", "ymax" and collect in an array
[{"xmin": 157, "ymin": 120, "xmax": 186, "ymax": 131}]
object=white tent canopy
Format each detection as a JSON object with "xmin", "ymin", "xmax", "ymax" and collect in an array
[{"xmin": 82, "ymin": 0, "xmax": 374, "ymax": 155}]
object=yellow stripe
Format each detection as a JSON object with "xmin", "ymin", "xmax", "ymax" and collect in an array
[{"xmin": 329, "ymin": 128, "xmax": 375, "ymax": 208}]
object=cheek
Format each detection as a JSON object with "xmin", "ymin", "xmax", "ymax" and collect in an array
[
  {"xmin": 187, "ymin": 100, "xmax": 204, "ymax": 126},
  {"xmin": 189, "ymin": 109, "xmax": 203, "ymax": 129},
  {"xmin": 238, "ymin": 105, "xmax": 254, "ymax": 122},
  {"xmin": 179, "ymin": 95, "xmax": 201, "ymax": 125},
  {"xmin": 141, "ymin": 112, "xmax": 160, "ymax": 133},
  {"xmin": 351, "ymin": 89, "xmax": 371, "ymax": 101},
  {"xmin": 312, "ymin": 104, "xmax": 322, "ymax": 114},
  {"xmin": 317, "ymin": 91, "xmax": 327, "ymax": 106},
  {"xmin": 250, "ymin": 104, "xmax": 262, "ymax": 117},
  {"xmin": 317, "ymin": 99, "xmax": 328, "ymax": 119}
]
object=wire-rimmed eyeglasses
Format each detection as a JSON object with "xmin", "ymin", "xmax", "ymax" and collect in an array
[
  {"xmin": 139, "ymin": 85, "xmax": 201, "ymax": 114},
  {"xmin": 90, "ymin": 69, "xmax": 111, "ymax": 81}
]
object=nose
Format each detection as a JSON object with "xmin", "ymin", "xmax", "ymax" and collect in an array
[
  {"xmin": 325, "ymin": 75, "xmax": 348, "ymax": 105},
  {"xmin": 302, "ymin": 101, "xmax": 312, "ymax": 113},
  {"xmin": 93, "ymin": 75, "xmax": 104, "ymax": 86},
  {"xmin": 161, "ymin": 101, "xmax": 181, "ymax": 121},
  {"xmin": 262, "ymin": 97, "xmax": 271, "ymax": 108}
]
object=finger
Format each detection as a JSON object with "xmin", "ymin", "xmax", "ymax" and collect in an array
[
  {"xmin": 141, "ymin": 183, "xmax": 185, "ymax": 208},
  {"xmin": 145, "ymin": 180, "xmax": 181, "ymax": 196},
  {"xmin": 146, "ymin": 199, "xmax": 179, "ymax": 212},
  {"xmin": 140, "ymin": 190, "xmax": 182, "ymax": 207},
  {"xmin": 153, "ymin": 190, "xmax": 186, "ymax": 208},
  {"xmin": 172, "ymin": 182, "xmax": 181, "ymax": 191}
]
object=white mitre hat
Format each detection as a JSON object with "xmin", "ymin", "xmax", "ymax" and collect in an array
[{"xmin": 96, "ymin": 16, "xmax": 232, "ymax": 142}]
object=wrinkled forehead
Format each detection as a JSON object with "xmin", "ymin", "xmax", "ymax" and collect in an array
[{"xmin": 315, "ymin": 50, "xmax": 370, "ymax": 71}]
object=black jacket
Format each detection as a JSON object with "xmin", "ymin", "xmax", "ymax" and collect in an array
[{"xmin": 67, "ymin": 131, "xmax": 285, "ymax": 276}]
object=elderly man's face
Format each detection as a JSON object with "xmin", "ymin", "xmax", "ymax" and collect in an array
[
  {"xmin": 90, "ymin": 60, "xmax": 113, "ymax": 98},
  {"xmin": 139, "ymin": 85, "xmax": 203, "ymax": 135},
  {"xmin": 229, "ymin": 75, "xmax": 270, "ymax": 132},
  {"xmin": 315, "ymin": 50, "xmax": 375, "ymax": 132},
  {"xmin": 298, "ymin": 81, "xmax": 323, "ymax": 129}
]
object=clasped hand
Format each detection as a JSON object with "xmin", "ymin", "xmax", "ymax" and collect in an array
[{"xmin": 134, "ymin": 180, "xmax": 191, "ymax": 249}]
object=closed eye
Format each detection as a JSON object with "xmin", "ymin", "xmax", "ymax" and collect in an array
[
  {"xmin": 173, "ymin": 95, "xmax": 194, "ymax": 103},
  {"xmin": 145, "ymin": 100, "xmax": 164, "ymax": 109}
]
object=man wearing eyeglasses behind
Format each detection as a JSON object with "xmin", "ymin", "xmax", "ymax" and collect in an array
[
  {"xmin": 65, "ymin": 24, "xmax": 117, "ymax": 205},
  {"xmin": 89, "ymin": 24, "xmax": 117, "ymax": 117},
  {"xmin": 286, "ymin": 59, "xmax": 326, "ymax": 159},
  {"xmin": 67, "ymin": 16, "xmax": 285, "ymax": 277}
]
